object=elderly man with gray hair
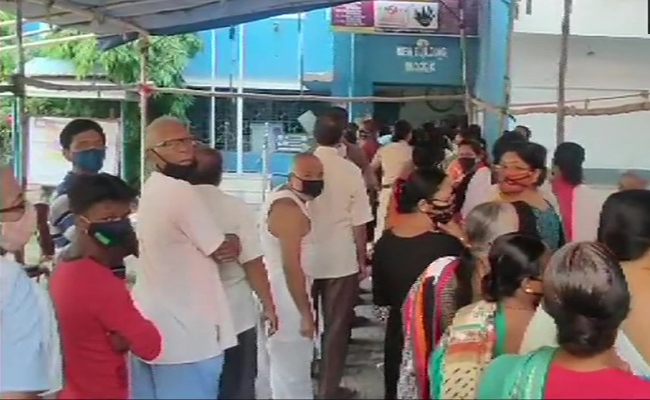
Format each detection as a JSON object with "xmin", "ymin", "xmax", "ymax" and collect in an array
[
  {"xmin": 129, "ymin": 116, "xmax": 253, "ymax": 399},
  {"xmin": 619, "ymin": 170, "xmax": 648, "ymax": 191}
]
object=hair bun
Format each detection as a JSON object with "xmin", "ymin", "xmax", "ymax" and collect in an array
[{"xmin": 480, "ymin": 272, "xmax": 499, "ymax": 302}]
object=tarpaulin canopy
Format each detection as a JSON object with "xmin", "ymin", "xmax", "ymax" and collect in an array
[{"xmin": 0, "ymin": 0, "xmax": 355, "ymax": 49}]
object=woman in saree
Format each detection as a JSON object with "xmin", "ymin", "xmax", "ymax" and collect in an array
[
  {"xmin": 451, "ymin": 139, "xmax": 492, "ymax": 220},
  {"xmin": 383, "ymin": 136, "xmax": 447, "ymax": 232},
  {"xmin": 521, "ymin": 189, "xmax": 650, "ymax": 376},
  {"xmin": 477, "ymin": 242, "xmax": 650, "ymax": 399},
  {"xmin": 550, "ymin": 142, "xmax": 604, "ymax": 241},
  {"xmin": 430, "ymin": 232, "xmax": 548, "ymax": 399},
  {"xmin": 397, "ymin": 201, "xmax": 541, "ymax": 399},
  {"xmin": 488, "ymin": 141, "xmax": 565, "ymax": 251},
  {"xmin": 372, "ymin": 167, "xmax": 464, "ymax": 399}
]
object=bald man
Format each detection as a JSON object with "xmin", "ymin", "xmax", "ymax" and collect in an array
[
  {"xmin": 619, "ymin": 170, "xmax": 648, "ymax": 191},
  {"xmin": 189, "ymin": 146, "xmax": 276, "ymax": 399},
  {"xmin": 0, "ymin": 165, "xmax": 63, "ymax": 398},
  {"xmin": 130, "ymin": 116, "xmax": 242, "ymax": 399},
  {"xmin": 260, "ymin": 153, "xmax": 324, "ymax": 399}
]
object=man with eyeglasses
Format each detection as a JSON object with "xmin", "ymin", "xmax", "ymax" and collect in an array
[
  {"xmin": 130, "ymin": 116, "xmax": 243, "ymax": 399},
  {"xmin": 1, "ymin": 165, "xmax": 63, "ymax": 399}
]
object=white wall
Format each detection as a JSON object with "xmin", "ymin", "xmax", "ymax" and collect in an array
[
  {"xmin": 514, "ymin": 0, "xmax": 650, "ymax": 38},
  {"xmin": 510, "ymin": 34, "xmax": 650, "ymax": 169}
]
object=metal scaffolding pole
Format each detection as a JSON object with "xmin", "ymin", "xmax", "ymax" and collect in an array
[
  {"xmin": 458, "ymin": 0, "xmax": 473, "ymax": 124},
  {"xmin": 235, "ymin": 24, "xmax": 244, "ymax": 174},
  {"xmin": 138, "ymin": 38, "xmax": 150, "ymax": 188},
  {"xmin": 556, "ymin": 0, "xmax": 572, "ymax": 144},
  {"xmin": 209, "ymin": 29, "xmax": 217, "ymax": 148},
  {"xmin": 500, "ymin": 0, "xmax": 516, "ymax": 133},
  {"xmin": 11, "ymin": 0, "xmax": 27, "ymax": 187}
]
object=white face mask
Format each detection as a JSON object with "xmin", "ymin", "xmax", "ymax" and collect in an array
[{"xmin": 1, "ymin": 201, "xmax": 37, "ymax": 253}]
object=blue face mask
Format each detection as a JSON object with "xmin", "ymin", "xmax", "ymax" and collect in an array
[{"xmin": 72, "ymin": 148, "xmax": 105, "ymax": 173}]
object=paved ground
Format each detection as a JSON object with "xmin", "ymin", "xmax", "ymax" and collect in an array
[
  {"xmin": 23, "ymin": 185, "xmax": 619, "ymax": 400},
  {"xmin": 341, "ymin": 290, "xmax": 385, "ymax": 399}
]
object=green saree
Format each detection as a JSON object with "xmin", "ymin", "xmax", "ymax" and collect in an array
[{"xmin": 476, "ymin": 346, "xmax": 557, "ymax": 399}]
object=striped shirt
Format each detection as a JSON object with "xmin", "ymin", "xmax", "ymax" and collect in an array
[{"xmin": 49, "ymin": 172, "xmax": 78, "ymax": 258}]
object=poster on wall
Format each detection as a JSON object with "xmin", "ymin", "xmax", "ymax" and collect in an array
[
  {"xmin": 27, "ymin": 117, "xmax": 120, "ymax": 187},
  {"xmin": 331, "ymin": 0, "xmax": 478, "ymax": 36}
]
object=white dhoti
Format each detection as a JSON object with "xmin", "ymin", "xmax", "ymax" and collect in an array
[
  {"xmin": 266, "ymin": 274, "xmax": 314, "ymax": 399},
  {"xmin": 255, "ymin": 320, "xmax": 272, "ymax": 399}
]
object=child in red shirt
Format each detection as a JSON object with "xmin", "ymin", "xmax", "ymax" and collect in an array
[{"xmin": 50, "ymin": 173, "xmax": 161, "ymax": 399}]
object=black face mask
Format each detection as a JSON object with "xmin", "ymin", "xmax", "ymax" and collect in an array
[
  {"xmin": 88, "ymin": 218, "xmax": 135, "ymax": 249},
  {"xmin": 427, "ymin": 201, "xmax": 454, "ymax": 225},
  {"xmin": 298, "ymin": 178, "xmax": 324, "ymax": 199},
  {"xmin": 186, "ymin": 166, "xmax": 221, "ymax": 186},
  {"xmin": 160, "ymin": 159, "xmax": 198, "ymax": 181},
  {"xmin": 457, "ymin": 157, "xmax": 477, "ymax": 173},
  {"xmin": 152, "ymin": 150, "xmax": 198, "ymax": 181}
]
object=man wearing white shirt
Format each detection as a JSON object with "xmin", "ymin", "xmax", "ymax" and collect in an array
[
  {"xmin": 309, "ymin": 120, "xmax": 373, "ymax": 399},
  {"xmin": 0, "ymin": 165, "xmax": 62, "ymax": 399},
  {"xmin": 190, "ymin": 146, "xmax": 277, "ymax": 399},
  {"xmin": 129, "ymin": 116, "xmax": 242, "ymax": 399}
]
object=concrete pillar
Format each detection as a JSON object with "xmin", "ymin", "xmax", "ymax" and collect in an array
[
  {"xmin": 475, "ymin": 0, "xmax": 512, "ymax": 146},
  {"xmin": 332, "ymin": 32, "xmax": 373, "ymax": 120}
]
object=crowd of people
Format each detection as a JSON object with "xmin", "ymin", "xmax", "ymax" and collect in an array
[{"xmin": 2, "ymin": 107, "xmax": 650, "ymax": 400}]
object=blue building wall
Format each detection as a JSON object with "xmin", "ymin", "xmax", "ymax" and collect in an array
[
  {"xmin": 331, "ymin": 33, "xmax": 480, "ymax": 120},
  {"xmin": 183, "ymin": 9, "xmax": 333, "ymax": 89},
  {"xmin": 475, "ymin": 0, "xmax": 511, "ymax": 145},
  {"xmin": 180, "ymin": 6, "xmax": 499, "ymax": 174}
]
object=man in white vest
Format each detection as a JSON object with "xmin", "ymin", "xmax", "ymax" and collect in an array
[{"xmin": 260, "ymin": 153, "xmax": 324, "ymax": 399}]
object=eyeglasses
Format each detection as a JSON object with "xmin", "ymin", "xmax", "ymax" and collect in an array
[{"xmin": 152, "ymin": 137, "xmax": 204, "ymax": 150}]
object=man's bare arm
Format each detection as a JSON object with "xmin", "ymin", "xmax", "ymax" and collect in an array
[
  {"xmin": 241, "ymin": 257, "xmax": 275, "ymax": 318},
  {"xmin": 352, "ymin": 224, "xmax": 367, "ymax": 271},
  {"xmin": 268, "ymin": 199, "xmax": 312, "ymax": 318}
]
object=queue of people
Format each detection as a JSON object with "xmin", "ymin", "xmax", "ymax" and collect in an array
[{"xmin": 3, "ymin": 111, "xmax": 650, "ymax": 400}]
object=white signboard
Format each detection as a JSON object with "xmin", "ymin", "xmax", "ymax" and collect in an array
[
  {"xmin": 27, "ymin": 117, "xmax": 120, "ymax": 186},
  {"xmin": 298, "ymin": 110, "xmax": 317, "ymax": 135},
  {"xmin": 375, "ymin": 1, "xmax": 440, "ymax": 32}
]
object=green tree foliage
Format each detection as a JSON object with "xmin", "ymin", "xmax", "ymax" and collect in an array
[
  {"xmin": 41, "ymin": 29, "xmax": 203, "ymax": 118},
  {"xmin": 1, "ymin": 12, "xmax": 18, "ymax": 159},
  {"xmin": 0, "ymin": 11, "xmax": 203, "ymax": 184}
]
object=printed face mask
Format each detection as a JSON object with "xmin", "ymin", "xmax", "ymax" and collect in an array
[
  {"xmin": 87, "ymin": 218, "xmax": 135, "ymax": 248},
  {"xmin": 426, "ymin": 199, "xmax": 454, "ymax": 225},
  {"xmin": 498, "ymin": 169, "xmax": 536, "ymax": 194}
]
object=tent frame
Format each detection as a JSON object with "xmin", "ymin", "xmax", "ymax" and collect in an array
[
  {"xmin": 1, "ymin": 0, "xmax": 587, "ymax": 188},
  {"xmin": 1, "ymin": 0, "xmax": 153, "ymax": 187}
]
